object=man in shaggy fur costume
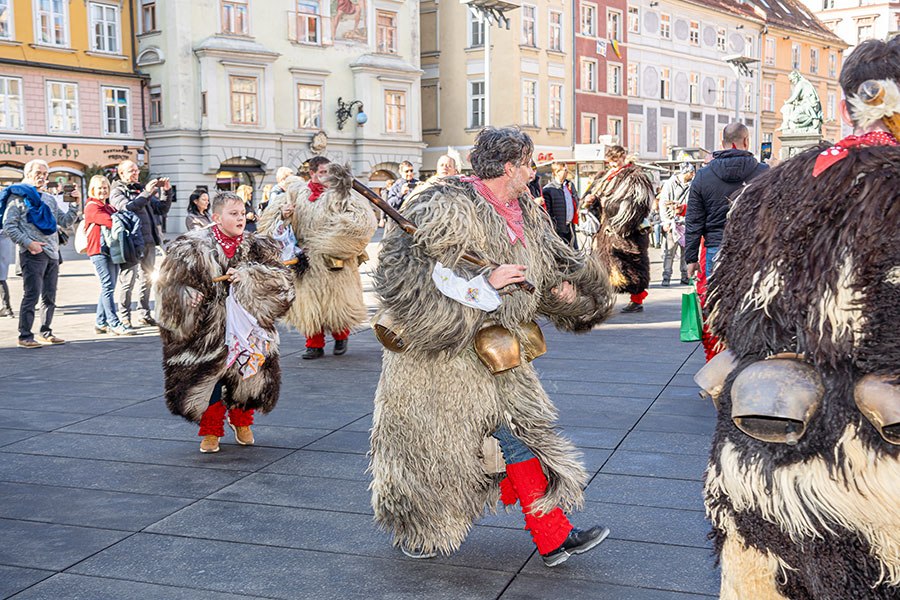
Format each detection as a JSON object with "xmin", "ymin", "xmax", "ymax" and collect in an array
[
  {"xmin": 258, "ymin": 157, "xmax": 377, "ymax": 360},
  {"xmin": 369, "ymin": 126, "xmax": 617, "ymax": 566},
  {"xmin": 701, "ymin": 37, "xmax": 900, "ymax": 599},
  {"xmin": 156, "ymin": 192, "xmax": 295, "ymax": 453},
  {"xmin": 584, "ymin": 145, "xmax": 654, "ymax": 313}
]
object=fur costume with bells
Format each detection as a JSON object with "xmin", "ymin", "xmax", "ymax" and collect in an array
[
  {"xmin": 369, "ymin": 176, "xmax": 616, "ymax": 555},
  {"xmin": 156, "ymin": 228, "xmax": 295, "ymax": 423},
  {"xmin": 586, "ymin": 165, "xmax": 654, "ymax": 295},
  {"xmin": 258, "ymin": 165, "xmax": 377, "ymax": 338},
  {"xmin": 702, "ymin": 140, "xmax": 900, "ymax": 599}
]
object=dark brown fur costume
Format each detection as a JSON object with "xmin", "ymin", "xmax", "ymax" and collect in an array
[
  {"xmin": 587, "ymin": 164, "xmax": 654, "ymax": 295},
  {"xmin": 703, "ymin": 143, "xmax": 900, "ymax": 599},
  {"xmin": 156, "ymin": 229, "xmax": 295, "ymax": 423}
]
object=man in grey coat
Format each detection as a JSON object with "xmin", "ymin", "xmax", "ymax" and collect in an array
[
  {"xmin": 1, "ymin": 159, "xmax": 79, "ymax": 348},
  {"xmin": 658, "ymin": 162, "xmax": 694, "ymax": 286},
  {"xmin": 110, "ymin": 159, "xmax": 173, "ymax": 328}
]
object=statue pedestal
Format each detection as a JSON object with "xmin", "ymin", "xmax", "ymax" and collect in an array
[{"xmin": 778, "ymin": 131, "xmax": 823, "ymax": 160}]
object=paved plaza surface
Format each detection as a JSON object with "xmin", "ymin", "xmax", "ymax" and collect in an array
[{"xmin": 0, "ymin": 238, "xmax": 718, "ymax": 599}]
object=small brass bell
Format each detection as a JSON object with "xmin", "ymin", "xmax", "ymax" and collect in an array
[
  {"xmin": 855, "ymin": 374, "xmax": 900, "ymax": 445},
  {"xmin": 372, "ymin": 313, "xmax": 406, "ymax": 353},
  {"xmin": 693, "ymin": 349, "xmax": 738, "ymax": 410}
]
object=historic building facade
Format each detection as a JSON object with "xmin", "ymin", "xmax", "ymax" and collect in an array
[
  {"xmin": 137, "ymin": 0, "xmax": 423, "ymax": 232},
  {"xmin": 801, "ymin": 0, "xmax": 900, "ymax": 49},
  {"xmin": 0, "ymin": 0, "xmax": 147, "ymax": 192}
]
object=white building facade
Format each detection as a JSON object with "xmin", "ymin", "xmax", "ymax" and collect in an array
[
  {"xmin": 137, "ymin": 0, "xmax": 423, "ymax": 232},
  {"xmin": 800, "ymin": 0, "xmax": 900, "ymax": 49}
]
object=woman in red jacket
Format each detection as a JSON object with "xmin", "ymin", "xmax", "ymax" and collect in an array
[{"xmin": 84, "ymin": 175, "xmax": 134, "ymax": 335}]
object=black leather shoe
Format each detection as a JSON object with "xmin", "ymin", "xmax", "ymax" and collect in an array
[
  {"xmin": 661, "ymin": 278, "xmax": 670, "ymax": 287},
  {"xmin": 333, "ymin": 339, "xmax": 348, "ymax": 356},
  {"xmin": 121, "ymin": 318, "xmax": 132, "ymax": 329},
  {"xmin": 621, "ymin": 302, "xmax": 644, "ymax": 313},
  {"xmin": 542, "ymin": 525, "xmax": 610, "ymax": 567},
  {"xmin": 302, "ymin": 347, "xmax": 324, "ymax": 360},
  {"xmin": 680, "ymin": 277, "xmax": 691, "ymax": 285},
  {"xmin": 139, "ymin": 316, "xmax": 158, "ymax": 327}
]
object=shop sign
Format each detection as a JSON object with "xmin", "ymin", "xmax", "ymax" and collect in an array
[
  {"xmin": 0, "ymin": 142, "xmax": 80, "ymax": 160},
  {"xmin": 535, "ymin": 152, "xmax": 555, "ymax": 162}
]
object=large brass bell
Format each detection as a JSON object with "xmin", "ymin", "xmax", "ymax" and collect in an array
[
  {"xmin": 730, "ymin": 357, "xmax": 823, "ymax": 445},
  {"xmin": 693, "ymin": 349, "xmax": 738, "ymax": 410},
  {"xmin": 855, "ymin": 374, "xmax": 900, "ymax": 445},
  {"xmin": 372, "ymin": 312, "xmax": 406, "ymax": 353},
  {"xmin": 520, "ymin": 320, "xmax": 547, "ymax": 361},
  {"xmin": 474, "ymin": 324, "xmax": 521, "ymax": 375},
  {"xmin": 323, "ymin": 255, "xmax": 345, "ymax": 270}
]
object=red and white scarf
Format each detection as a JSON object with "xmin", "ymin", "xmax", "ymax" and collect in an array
[
  {"xmin": 308, "ymin": 181, "xmax": 325, "ymax": 202},
  {"xmin": 461, "ymin": 176, "xmax": 526, "ymax": 246},
  {"xmin": 813, "ymin": 131, "xmax": 898, "ymax": 177},
  {"xmin": 212, "ymin": 225, "xmax": 242, "ymax": 259}
]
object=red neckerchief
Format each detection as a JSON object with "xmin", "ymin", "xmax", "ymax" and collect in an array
[
  {"xmin": 604, "ymin": 163, "xmax": 630, "ymax": 182},
  {"xmin": 460, "ymin": 175, "xmax": 526, "ymax": 246},
  {"xmin": 212, "ymin": 225, "xmax": 242, "ymax": 259},
  {"xmin": 308, "ymin": 181, "xmax": 325, "ymax": 202},
  {"xmin": 813, "ymin": 131, "xmax": 898, "ymax": 177}
]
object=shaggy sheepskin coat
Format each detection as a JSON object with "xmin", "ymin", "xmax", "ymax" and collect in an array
[
  {"xmin": 587, "ymin": 165, "xmax": 654, "ymax": 295},
  {"xmin": 258, "ymin": 167, "xmax": 377, "ymax": 336},
  {"xmin": 703, "ymin": 143, "xmax": 900, "ymax": 599},
  {"xmin": 369, "ymin": 176, "xmax": 616, "ymax": 555},
  {"xmin": 156, "ymin": 228, "xmax": 295, "ymax": 423}
]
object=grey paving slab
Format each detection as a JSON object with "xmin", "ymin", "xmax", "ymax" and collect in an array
[
  {"xmin": 536, "ymin": 366, "xmax": 675, "ymax": 386},
  {"xmin": 210, "ymin": 472, "xmax": 373, "ymax": 514},
  {"xmin": 0, "ymin": 428, "xmax": 41, "ymax": 448},
  {"xmin": 7, "ymin": 574, "xmax": 264, "ymax": 600},
  {"xmin": 500, "ymin": 575, "xmax": 715, "ymax": 600},
  {"xmin": 584, "ymin": 474, "xmax": 706, "ymax": 511},
  {"xmin": 0, "ymin": 409, "xmax": 87, "ymax": 432},
  {"xmin": 0, "ymin": 482, "xmax": 193, "ymax": 531},
  {"xmin": 70, "ymin": 533, "xmax": 513, "ymax": 600},
  {"xmin": 647, "ymin": 397, "xmax": 718, "ymax": 419},
  {"xmin": 0, "ymin": 518, "xmax": 129, "ymax": 571},
  {"xmin": 0, "ymin": 392, "xmax": 140, "ymax": 415},
  {"xmin": 302, "ymin": 429, "xmax": 370, "ymax": 454},
  {"xmin": 578, "ymin": 448, "xmax": 615, "ymax": 474},
  {"xmin": 0, "ymin": 377, "xmax": 160, "ymax": 402},
  {"xmin": 2, "ymin": 432, "xmax": 293, "ymax": 472},
  {"xmin": 600, "ymin": 451, "xmax": 709, "ymax": 481},
  {"xmin": 582, "ymin": 502, "xmax": 711, "ymax": 548},
  {"xmin": 0, "ymin": 453, "xmax": 250, "ymax": 497},
  {"xmin": 520, "ymin": 538, "xmax": 719, "ymax": 596},
  {"xmin": 261, "ymin": 449, "xmax": 370, "ymax": 480},
  {"xmin": 564, "ymin": 427, "xmax": 629, "ymax": 450},
  {"xmin": 0, "ymin": 565, "xmax": 53, "ymax": 600},
  {"xmin": 337, "ymin": 414, "xmax": 373, "ymax": 432},
  {"xmin": 618, "ymin": 431, "xmax": 713, "ymax": 457},
  {"xmin": 635, "ymin": 412, "xmax": 718, "ymax": 435},
  {"xmin": 541, "ymin": 379, "xmax": 664, "ymax": 399}
]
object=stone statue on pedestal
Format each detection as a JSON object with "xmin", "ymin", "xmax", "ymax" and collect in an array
[{"xmin": 777, "ymin": 71, "xmax": 824, "ymax": 134}]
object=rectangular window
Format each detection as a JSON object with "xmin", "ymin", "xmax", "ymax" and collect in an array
[
  {"xmin": 827, "ymin": 91, "xmax": 836, "ymax": 121},
  {"xmin": 716, "ymin": 77, "xmax": 726, "ymax": 108},
  {"xmin": 628, "ymin": 121, "xmax": 641, "ymax": 154},
  {"xmin": 608, "ymin": 116, "xmax": 622, "ymax": 140},
  {"xmin": 660, "ymin": 67, "xmax": 670, "ymax": 100},
  {"xmin": 469, "ymin": 10, "xmax": 484, "ymax": 47},
  {"xmin": 376, "ymin": 10, "xmax": 397, "ymax": 54},
  {"xmin": 763, "ymin": 82, "xmax": 774, "ymax": 111},
  {"xmin": 201, "ymin": 91, "xmax": 207, "ymax": 116},
  {"xmin": 522, "ymin": 4, "xmax": 536, "ymax": 46},
  {"xmin": 230, "ymin": 75, "xmax": 258, "ymax": 124},
  {"xmin": 549, "ymin": 83, "xmax": 562, "ymax": 128},
  {"xmin": 689, "ymin": 72, "xmax": 700, "ymax": 104},
  {"xmin": 716, "ymin": 27, "xmax": 726, "ymax": 52},
  {"xmin": 810, "ymin": 48, "xmax": 819, "ymax": 74},
  {"xmin": 47, "ymin": 81, "xmax": 78, "ymax": 133},
  {"xmin": 661, "ymin": 124, "xmax": 673, "ymax": 157},
  {"xmin": 858, "ymin": 24, "xmax": 873, "ymax": 43},
  {"xmin": 149, "ymin": 86, "xmax": 162, "ymax": 125},
  {"xmin": 690, "ymin": 126, "xmax": 701, "ymax": 147},
  {"xmin": 36, "ymin": 0, "xmax": 68, "ymax": 46},
  {"xmin": 745, "ymin": 34, "xmax": 755, "ymax": 58},
  {"xmin": 581, "ymin": 59, "xmax": 597, "ymax": 92},
  {"xmin": 627, "ymin": 6, "xmax": 639, "ymax": 34},
  {"xmin": 581, "ymin": 114, "xmax": 597, "ymax": 144},
  {"xmin": 823, "ymin": 0, "xmax": 834, "ymax": 7},
  {"xmin": 296, "ymin": 1, "xmax": 320, "ymax": 44},
  {"xmin": 689, "ymin": 20, "xmax": 699, "ymax": 46},
  {"xmin": 549, "ymin": 10, "xmax": 562, "ymax": 51},
  {"xmin": 385, "ymin": 89, "xmax": 406, "ymax": 133},
  {"xmin": 765, "ymin": 37, "xmax": 776, "ymax": 66},
  {"xmin": 522, "ymin": 79, "xmax": 537, "ymax": 126},
  {"xmin": 743, "ymin": 82, "xmax": 752, "ymax": 112},
  {"xmin": 791, "ymin": 42, "xmax": 801, "ymax": 70},
  {"xmin": 660, "ymin": 13, "xmax": 670, "ymax": 39},
  {"xmin": 580, "ymin": 3, "xmax": 596, "ymax": 37},
  {"xmin": 469, "ymin": 80, "xmax": 484, "ymax": 128},
  {"xmin": 90, "ymin": 3, "xmax": 120, "ymax": 54},
  {"xmin": 0, "ymin": 76, "xmax": 23, "ymax": 130},
  {"xmin": 607, "ymin": 9, "xmax": 622, "ymax": 41},
  {"xmin": 102, "ymin": 86, "xmax": 129, "ymax": 135},
  {"xmin": 828, "ymin": 51, "xmax": 837, "ymax": 78},
  {"xmin": 298, "ymin": 83, "xmax": 322, "ymax": 129},
  {"xmin": 627, "ymin": 63, "xmax": 639, "ymax": 96},
  {"xmin": 221, "ymin": 0, "xmax": 249, "ymax": 35},
  {"xmin": 0, "ymin": 0, "xmax": 13, "ymax": 39},
  {"xmin": 141, "ymin": 0, "xmax": 156, "ymax": 33},
  {"xmin": 608, "ymin": 63, "xmax": 622, "ymax": 95}
]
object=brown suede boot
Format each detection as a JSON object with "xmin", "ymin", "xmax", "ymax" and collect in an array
[{"xmin": 200, "ymin": 435, "xmax": 220, "ymax": 453}]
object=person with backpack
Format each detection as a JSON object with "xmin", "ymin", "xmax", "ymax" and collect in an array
[
  {"xmin": 110, "ymin": 160, "xmax": 173, "ymax": 328},
  {"xmin": 1, "ymin": 159, "xmax": 79, "ymax": 348},
  {"xmin": 83, "ymin": 175, "xmax": 133, "ymax": 336}
]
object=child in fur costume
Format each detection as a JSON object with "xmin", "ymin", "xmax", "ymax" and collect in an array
[
  {"xmin": 701, "ymin": 38, "xmax": 900, "ymax": 599},
  {"xmin": 258, "ymin": 157, "xmax": 377, "ymax": 360},
  {"xmin": 584, "ymin": 145, "xmax": 654, "ymax": 313},
  {"xmin": 156, "ymin": 192, "xmax": 294, "ymax": 453},
  {"xmin": 370, "ymin": 127, "xmax": 616, "ymax": 566}
]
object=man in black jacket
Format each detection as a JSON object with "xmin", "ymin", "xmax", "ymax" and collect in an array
[
  {"xmin": 542, "ymin": 161, "xmax": 579, "ymax": 248},
  {"xmin": 110, "ymin": 160, "xmax": 174, "ymax": 328},
  {"xmin": 685, "ymin": 123, "xmax": 768, "ymax": 279}
]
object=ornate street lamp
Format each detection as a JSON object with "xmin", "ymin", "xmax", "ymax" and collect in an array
[{"xmin": 336, "ymin": 97, "xmax": 368, "ymax": 130}]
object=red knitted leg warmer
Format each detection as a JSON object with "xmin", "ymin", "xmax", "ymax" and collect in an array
[
  {"xmin": 701, "ymin": 324, "xmax": 723, "ymax": 362},
  {"xmin": 504, "ymin": 458, "xmax": 573, "ymax": 554},
  {"xmin": 306, "ymin": 332, "xmax": 325, "ymax": 348},
  {"xmin": 228, "ymin": 407, "xmax": 254, "ymax": 427},
  {"xmin": 198, "ymin": 401, "xmax": 227, "ymax": 438},
  {"xmin": 630, "ymin": 290, "xmax": 648, "ymax": 305},
  {"xmin": 332, "ymin": 328, "xmax": 350, "ymax": 341}
]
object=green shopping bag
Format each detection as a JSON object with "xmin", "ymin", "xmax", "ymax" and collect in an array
[{"xmin": 680, "ymin": 283, "xmax": 703, "ymax": 342}]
